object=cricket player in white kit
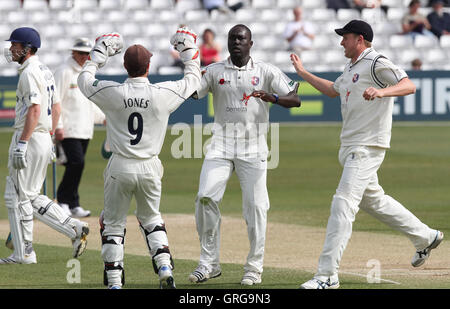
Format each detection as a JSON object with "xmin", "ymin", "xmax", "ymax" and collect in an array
[
  {"xmin": 77, "ymin": 29, "xmax": 201, "ymax": 289},
  {"xmin": 291, "ymin": 20, "xmax": 444, "ymax": 289},
  {"xmin": 1, "ymin": 27, "xmax": 89, "ymax": 265},
  {"xmin": 189, "ymin": 24, "xmax": 301, "ymax": 286}
]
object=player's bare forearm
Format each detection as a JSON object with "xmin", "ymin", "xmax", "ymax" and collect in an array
[
  {"xmin": 363, "ymin": 78, "xmax": 416, "ymax": 100},
  {"xmin": 290, "ymin": 53, "xmax": 339, "ymax": 98},
  {"xmin": 20, "ymin": 103, "xmax": 40, "ymax": 141},
  {"xmin": 51, "ymin": 102, "xmax": 61, "ymax": 134},
  {"xmin": 251, "ymin": 90, "xmax": 301, "ymax": 108}
]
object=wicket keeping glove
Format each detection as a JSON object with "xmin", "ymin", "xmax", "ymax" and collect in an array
[
  {"xmin": 89, "ymin": 32, "xmax": 124, "ymax": 68},
  {"xmin": 170, "ymin": 27, "xmax": 199, "ymax": 62},
  {"xmin": 12, "ymin": 140, "xmax": 28, "ymax": 170}
]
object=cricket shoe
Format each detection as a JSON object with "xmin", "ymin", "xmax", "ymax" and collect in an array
[
  {"xmin": 108, "ymin": 285, "xmax": 122, "ymax": 289},
  {"xmin": 411, "ymin": 230, "xmax": 444, "ymax": 267},
  {"xmin": 72, "ymin": 220, "xmax": 89, "ymax": 258},
  {"xmin": 158, "ymin": 265, "xmax": 176, "ymax": 289},
  {"xmin": 241, "ymin": 271, "xmax": 262, "ymax": 286},
  {"xmin": 71, "ymin": 206, "xmax": 91, "ymax": 218},
  {"xmin": 300, "ymin": 274, "xmax": 340, "ymax": 289},
  {"xmin": 0, "ymin": 251, "xmax": 37, "ymax": 265},
  {"xmin": 188, "ymin": 264, "xmax": 222, "ymax": 283}
]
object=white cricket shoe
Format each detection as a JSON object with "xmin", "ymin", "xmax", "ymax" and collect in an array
[
  {"xmin": 241, "ymin": 271, "xmax": 262, "ymax": 286},
  {"xmin": 0, "ymin": 251, "xmax": 37, "ymax": 265},
  {"xmin": 72, "ymin": 220, "xmax": 89, "ymax": 258},
  {"xmin": 188, "ymin": 264, "xmax": 222, "ymax": 283},
  {"xmin": 300, "ymin": 274, "xmax": 340, "ymax": 289},
  {"xmin": 59, "ymin": 203, "xmax": 71, "ymax": 216},
  {"xmin": 411, "ymin": 230, "xmax": 444, "ymax": 267},
  {"xmin": 71, "ymin": 206, "xmax": 91, "ymax": 218},
  {"xmin": 108, "ymin": 285, "xmax": 122, "ymax": 289},
  {"xmin": 158, "ymin": 265, "xmax": 176, "ymax": 289}
]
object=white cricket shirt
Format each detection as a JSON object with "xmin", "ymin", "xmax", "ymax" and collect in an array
[
  {"xmin": 14, "ymin": 55, "xmax": 60, "ymax": 133},
  {"xmin": 77, "ymin": 58, "xmax": 201, "ymax": 160},
  {"xmin": 197, "ymin": 57, "xmax": 297, "ymax": 137},
  {"xmin": 54, "ymin": 57, "xmax": 105, "ymax": 139},
  {"xmin": 333, "ymin": 48, "xmax": 408, "ymax": 149}
]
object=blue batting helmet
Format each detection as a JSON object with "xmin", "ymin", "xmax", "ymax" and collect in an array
[{"xmin": 6, "ymin": 27, "xmax": 41, "ymax": 49}]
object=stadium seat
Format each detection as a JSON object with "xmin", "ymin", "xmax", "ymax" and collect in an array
[
  {"xmin": 337, "ymin": 9, "xmax": 361, "ymax": 22},
  {"xmin": 414, "ymin": 35, "xmax": 439, "ymax": 49},
  {"xmin": 386, "ymin": 7, "xmax": 404, "ymax": 21},
  {"xmin": 73, "ymin": 0, "xmax": 98, "ymax": 9},
  {"xmin": 372, "ymin": 21, "xmax": 401, "ymax": 36},
  {"xmin": 278, "ymin": 0, "xmax": 300, "ymax": 9},
  {"xmin": 311, "ymin": 8, "xmax": 336, "ymax": 22},
  {"xmin": 312, "ymin": 34, "xmax": 338, "ymax": 48},
  {"xmin": 142, "ymin": 24, "xmax": 169, "ymax": 37},
  {"xmin": 249, "ymin": 23, "xmax": 270, "ymax": 36},
  {"xmin": 361, "ymin": 8, "xmax": 386, "ymax": 23},
  {"xmin": 260, "ymin": 9, "xmax": 287, "ymax": 22},
  {"xmin": 150, "ymin": 0, "xmax": 174, "ymax": 9},
  {"xmin": 377, "ymin": 48, "xmax": 396, "ymax": 61},
  {"xmin": 397, "ymin": 49, "xmax": 422, "ymax": 64},
  {"xmin": 6, "ymin": 11, "xmax": 29, "ymax": 24},
  {"xmin": 29, "ymin": 11, "xmax": 52, "ymax": 24},
  {"xmin": 0, "ymin": 0, "xmax": 21, "ymax": 10},
  {"xmin": 67, "ymin": 23, "xmax": 91, "ymax": 39},
  {"xmin": 23, "ymin": 0, "xmax": 49, "ymax": 10},
  {"xmin": 389, "ymin": 34, "xmax": 413, "ymax": 48},
  {"xmin": 381, "ymin": 0, "xmax": 403, "ymax": 7},
  {"xmin": 184, "ymin": 10, "xmax": 210, "ymax": 22},
  {"xmin": 99, "ymin": 0, "xmax": 122, "ymax": 10},
  {"xmin": 123, "ymin": 0, "xmax": 149, "ymax": 10},
  {"xmin": 252, "ymin": 0, "xmax": 275, "ymax": 9},
  {"xmin": 252, "ymin": 50, "xmax": 271, "ymax": 62},
  {"xmin": 117, "ymin": 23, "xmax": 142, "ymax": 37},
  {"xmin": 132, "ymin": 10, "xmax": 156, "ymax": 22},
  {"xmin": 273, "ymin": 50, "xmax": 292, "ymax": 65},
  {"xmin": 324, "ymin": 49, "xmax": 345, "ymax": 64},
  {"xmin": 302, "ymin": 0, "xmax": 325, "ymax": 9},
  {"xmin": 107, "ymin": 10, "xmax": 129, "ymax": 22},
  {"xmin": 235, "ymin": 9, "xmax": 256, "ymax": 22},
  {"xmin": 82, "ymin": 10, "xmax": 102, "ymax": 23},
  {"xmin": 158, "ymin": 10, "xmax": 181, "ymax": 23},
  {"xmin": 175, "ymin": 0, "xmax": 202, "ymax": 11},
  {"xmin": 49, "ymin": 0, "xmax": 71, "ymax": 9},
  {"xmin": 423, "ymin": 48, "xmax": 447, "ymax": 64},
  {"xmin": 300, "ymin": 50, "xmax": 320, "ymax": 65},
  {"xmin": 440, "ymin": 35, "xmax": 450, "ymax": 48}
]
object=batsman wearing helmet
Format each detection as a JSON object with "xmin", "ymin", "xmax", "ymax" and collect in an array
[
  {"xmin": 291, "ymin": 20, "xmax": 444, "ymax": 289},
  {"xmin": 77, "ymin": 28, "xmax": 201, "ymax": 289},
  {"xmin": 1, "ymin": 27, "xmax": 90, "ymax": 265}
]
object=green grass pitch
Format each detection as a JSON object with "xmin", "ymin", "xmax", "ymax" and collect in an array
[{"xmin": 0, "ymin": 123, "xmax": 449, "ymax": 290}]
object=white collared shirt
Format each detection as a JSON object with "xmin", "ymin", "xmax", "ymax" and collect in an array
[
  {"xmin": 333, "ymin": 48, "xmax": 408, "ymax": 148},
  {"xmin": 14, "ymin": 55, "xmax": 60, "ymax": 133},
  {"xmin": 196, "ymin": 57, "xmax": 298, "ymax": 139}
]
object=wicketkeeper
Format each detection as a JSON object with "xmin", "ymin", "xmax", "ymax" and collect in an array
[{"xmin": 77, "ymin": 28, "xmax": 201, "ymax": 289}]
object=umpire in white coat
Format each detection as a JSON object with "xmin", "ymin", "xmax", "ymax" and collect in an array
[{"xmin": 54, "ymin": 38, "xmax": 105, "ymax": 218}]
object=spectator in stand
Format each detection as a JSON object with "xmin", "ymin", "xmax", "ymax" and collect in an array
[
  {"xmin": 200, "ymin": 28, "xmax": 221, "ymax": 67},
  {"xmin": 202, "ymin": 0, "xmax": 244, "ymax": 14},
  {"xmin": 352, "ymin": 0, "xmax": 388, "ymax": 14},
  {"xmin": 402, "ymin": 0, "xmax": 435, "ymax": 40},
  {"xmin": 283, "ymin": 6, "xmax": 315, "ymax": 56},
  {"xmin": 427, "ymin": 0, "xmax": 450, "ymax": 38},
  {"xmin": 327, "ymin": 0, "xmax": 351, "ymax": 12},
  {"xmin": 411, "ymin": 58, "xmax": 423, "ymax": 70}
]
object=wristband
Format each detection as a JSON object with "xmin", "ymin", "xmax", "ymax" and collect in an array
[{"xmin": 273, "ymin": 93, "xmax": 279, "ymax": 104}]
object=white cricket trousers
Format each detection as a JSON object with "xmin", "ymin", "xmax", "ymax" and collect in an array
[
  {"xmin": 8, "ymin": 130, "xmax": 52, "ymax": 200},
  {"xmin": 102, "ymin": 154, "xmax": 166, "ymax": 236},
  {"xmin": 316, "ymin": 145, "xmax": 436, "ymax": 277},
  {"xmin": 195, "ymin": 157, "xmax": 269, "ymax": 274}
]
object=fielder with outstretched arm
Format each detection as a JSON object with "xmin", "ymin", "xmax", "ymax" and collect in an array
[
  {"xmin": 77, "ymin": 28, "xmax": 201, "ymax": 289},
  {"xmin": 291, "ymin": 20, "xmax": 443, "ymax": 289}
]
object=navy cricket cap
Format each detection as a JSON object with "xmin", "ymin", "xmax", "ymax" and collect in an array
[{"xmin": 335, "ymin": 20, "xmax": 374, "ymax": 42}]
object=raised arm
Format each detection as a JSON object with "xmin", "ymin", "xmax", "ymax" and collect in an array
[{"xmin": 290, "ymin": 53, "xmax": 339, "ymax": 98}]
